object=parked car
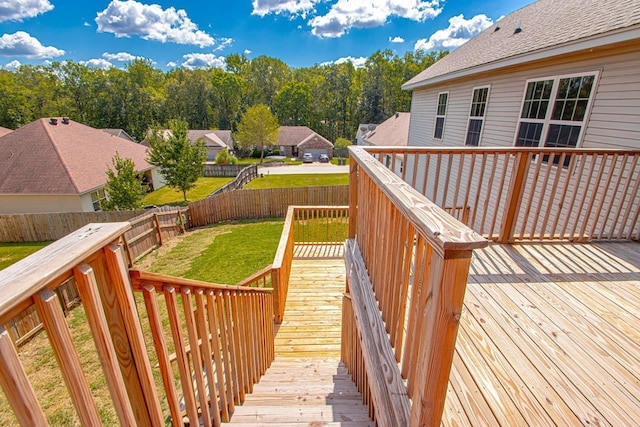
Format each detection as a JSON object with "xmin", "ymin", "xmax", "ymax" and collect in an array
[
  {"xmin": 319, "ymin": 154, "xmax": 330, "ymax": 163},
  {"xmin": 302, "ymin": 153, "xmax": 314, "ymax": 163}
]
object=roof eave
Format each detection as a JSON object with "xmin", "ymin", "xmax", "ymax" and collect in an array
[{"xmin": 402, "ymin": 26, "xmax": 640, "ymax": 91}]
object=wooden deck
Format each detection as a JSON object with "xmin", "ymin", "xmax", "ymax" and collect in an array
[
  {"xmin": 446, "ymin": 240, "xmax": 640, "ymax": 426},
  {"xmin": 229, "ymin": 241, "xmax": 640, "ymax": 425},
  {"xmin": 228, "ymin": 256, "xmax": 374, "ymax": 426}
]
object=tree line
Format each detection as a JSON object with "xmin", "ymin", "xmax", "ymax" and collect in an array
[{"xmin": 0, "ymin": 49, "xmax": 447, "ymax": 143}]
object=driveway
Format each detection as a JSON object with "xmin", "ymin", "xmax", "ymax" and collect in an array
[{"xmin": 257, "ymin": 162, "xmax": 349, "ymax": 175}]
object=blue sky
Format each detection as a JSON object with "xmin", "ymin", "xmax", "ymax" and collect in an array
[{"xmin": 0, "ymin": 0, "xmax": 532, "ymax": 70}]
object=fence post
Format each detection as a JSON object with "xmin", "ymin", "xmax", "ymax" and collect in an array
[
  {"xmin": 499, "ymin": 151, "xmax": 530, "ymax": 243},
  {"xmin": 153, "ymin": 213, "xmax": 163, "ymax": 246}
]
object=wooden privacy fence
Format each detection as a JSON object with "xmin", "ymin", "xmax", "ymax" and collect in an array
[
  {"xmin": 190, "ymin": 185, "xmax": 349, "ymax": 226},
  {"xmin": 209, "ymin": 164, "xmax": 258, "ymax": 196},
  {"xmin": 364, "ymin": 146, "xmax": 640, "ymax": 242},
  {"xmin": 204, "ymin": 163, "xmax": 252, "ymax": 177},
  {"xmin": 0, "ymin": 210, "xmax": 146, "ymax": 242},
  {"xmin": 123, "ymin": 206, "xmax": 189, "ymax": 264},
  {"xmin": 343, "ymin": 148, "xmax": 488, "ymax": 426}
]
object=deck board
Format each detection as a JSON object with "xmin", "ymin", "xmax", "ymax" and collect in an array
[
  {"xmin": 227, "ymin": 256, "xmax": 373, "ymax": 426},
  {"xmin": 230, "ymin": 241, "xmax": 640, "ymax": 426}
]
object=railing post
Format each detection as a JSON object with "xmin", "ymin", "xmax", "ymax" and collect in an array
[
  {"xmin": 270, "ymin": 268, "xmax": 282, "ymax": 323},
  {"xmin": 349, "ymin": 153, "xmax": 358, "ymax": 239},
  {"xmin": 409, "ymin": 248, "xmax": 475, "ymax": 427},
  {"xmin": 499, "ymin": 151, "xmax": 530, "ymax": 243}
]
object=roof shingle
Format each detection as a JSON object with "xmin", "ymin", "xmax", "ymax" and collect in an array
[
  {"xmin": 0, "ymin": 118, "xmax": 152, "ymax": 194},
  {"xmin": 404, "ymin": 0, "xmax": 640, "ymax": 89}
]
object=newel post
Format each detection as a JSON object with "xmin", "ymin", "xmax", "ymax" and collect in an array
[
  {"xmin": 409, "ymin": 248, "xmax": 475, "ymax": 427},
  {"xmin": 499, "ymin": 151, "xmax": 530, "ymax": 243},
  {"xmin": 349, "ymin": 154, "xmax": 358, "ymax": 239}
]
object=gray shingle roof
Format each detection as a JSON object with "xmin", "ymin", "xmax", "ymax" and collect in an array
[
  {"xmin": 277, "ymin": 126, "xmax": 333, "ymax": 147},
  {"xmin": 404, "ymin": 0, "xmax": 640, "ymax": 90},
  {"xmin": 363, "ymin": 113, "xmax": 410, "ymax": 147}
]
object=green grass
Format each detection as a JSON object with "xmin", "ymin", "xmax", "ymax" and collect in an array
[
  {"xmin": 245, "ymin": 173, "xmax": 348, "ymax": 189},
  {"xmin": 330, "ymin": 157, "xmax": 350, "ymax": 165},
  {"xmin": 143, "ymin": 177, "xmax": 232, "ymax": 206},
  {"xmin": 0, "ymin": 242, "xmax": 51, "ymax": 270},
  {"xmin": 140, "ymin": 218, "xmax": 284, "ymax": 284}
]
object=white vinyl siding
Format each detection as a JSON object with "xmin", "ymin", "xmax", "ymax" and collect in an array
[{"xmin": 407, "ymin": 46, "xmax": 640, "ymax": 151}]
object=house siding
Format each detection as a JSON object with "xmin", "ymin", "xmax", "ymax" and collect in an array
[
  {"xmin": 403, "ymin": 44, "xmax": 640, "ymax": 239},
  {"xmin": 0, "ymin": 195, "xmax": 85, "ymax": 214},
  {"xmin": 407, "ymin": 45, "xmax": 640, "ymax": 151}
]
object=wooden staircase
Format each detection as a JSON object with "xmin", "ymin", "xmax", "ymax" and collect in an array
[{"xmin": 226, "ymin": 258, "xmax": 374, "ymax": 426}]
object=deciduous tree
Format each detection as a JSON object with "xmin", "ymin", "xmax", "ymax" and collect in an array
[
  {"xmin": 234, "ymin": 104, "xmax": 280, "ymax": 163},
  {"xmin": 103, "ymin": 152, "xmax": 147, "ymax": 210},
  {"xmin": 147, "ymin": 119, "xmax": 206, "ymax": 202}
]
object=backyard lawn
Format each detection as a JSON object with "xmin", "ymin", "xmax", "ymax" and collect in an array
[
  {"xmin": 0, "ymin": 241, "xmax": 50, "ymax": 270},
  {"xmin": 245, "ymin": 173, "xmax": 348, "ymax": 189},
  {"xmin": 142, "ymin": 176, "xmax": 232, "ymax": 206}
]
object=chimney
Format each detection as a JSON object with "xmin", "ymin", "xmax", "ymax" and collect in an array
[
  {"xmin": 49, "ymin": 118, "xmax": 58, "ymax": 125},
  {"xmin": 395, "ymin": 112, "xmax": 399, "ymax": 118},
  {"xmin": 62, "ymin": 117, "xmax": 70, "ymax": 125}
]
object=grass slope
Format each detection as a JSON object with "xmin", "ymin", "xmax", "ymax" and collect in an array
[{"xmin": 143, "ymin": 176, "xmax": 232, "ymax": 206}]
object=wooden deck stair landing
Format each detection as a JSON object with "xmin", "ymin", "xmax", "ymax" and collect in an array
[{"xmin": 227, "ymin": 258, "xmax": 374, "ymax": 426}]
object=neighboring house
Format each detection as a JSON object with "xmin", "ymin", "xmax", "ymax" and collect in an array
[
  {"xmin": 277, "ymin": 126, "xmax": 333, "ymax": 160},
  {"xmin": 0, "ymin": 127, "xmax": 12, "ymax": 138},
  {"xmin": 102, "ymin": 128, "xmax": 136, "ymax": 142},
  {"xmin": 362, "ymin": 113, "xmax": 410, "ymax": 147},
  {"xmin": 144, "ymin": 129, "xmax": 233, "ymax": 161},
  {"xmin": 186, "ymin": 130, "xmax": 231, "ymax": 161},
  {"xmin": 362, "ymin": 112, "xmax": 411, "ymax": 174},
  {"xmin": 0, "ymin": 117, "xmax": 164, "ymax": 214},
  {"xmin": 356, "ymin": 123, "xmax": 377, "ymax": 145},
  {"xmin": 403, "ymin": 0, "xmax": 640, "ymax": 152}
]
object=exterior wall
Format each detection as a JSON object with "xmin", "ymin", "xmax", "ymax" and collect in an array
[
  {"xmin": 150, "ymin": 167, "xmax": 166, "ymax": 191},
  {"xmin": 299, "ymin": 139, "xmax": 333, "ymax": 160},
  {"xmin": 0, "ymin": 195, "xmax": 85, "ymax": 214},
  {"xmin": 407, "ymin": 44, "xmax": 640, "ymax": 150},
  {"xmin": 206, "ymin": 147, "xmax": 223, "ymax": 161}
]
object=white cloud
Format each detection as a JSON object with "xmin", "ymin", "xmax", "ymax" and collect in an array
[
  {"xmin": 102, "ymin": 51, "xmax": 138, "ymax": 61},
  {"xmin": 0, "ymin": 0, "xmax": 53, "ymax": 22},
  {"xmin": 80, "ymin": 58, "xmax": 114, "ymax": 69},
  {"xmin": 181, "ymin": 53, "xmax": 226, "ymax": 70},
  {"xmin": 244, "ymin": 49, "xmax": 252, "ymax": 55},
  {"xmin": 0, "ymin": 31, "xmax": 65, "ymax": 58},
  {"xmin": 95, "ymin": 0, "xmax": 216, "ymax": 47},
  {"xmin": 83, "ymin": 21, "xmax": 91, "ymax": 27},
  {"xmin": 310, "ymin": 0, "xmax": 441, "ymax": 38},
  {"xmin": 213, "ymin": 37, "xmax": 233, "ymax": 52},
  {"xmin": 321, "ymin": 56, "xmax": 367, "ymax": 68},
  {"xmin": 389, "ymin": 36, "xmax": 404, "ymax": 43},
  {"xmin": 414, "ymin": 13, "xmax": 493, "ymax": 51},
  {"xmin": 2, "ymin": 60, "xmax": 21, "ymax": 70},
  {"xmin": 166, "ymin": 61, "xmax": 177, "ymax": 67},
  {"xmin": 252, "ymin": 0, "xmax": 318, "ymax": 18}
]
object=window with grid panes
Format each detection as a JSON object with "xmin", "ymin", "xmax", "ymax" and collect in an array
[
  {"xmin": 465, "ymin": 87, "xmax": 489, "ymax": 146},
  {"xmin": 434, "ymin": 92, "xmax": 448, "ymax": 139}
]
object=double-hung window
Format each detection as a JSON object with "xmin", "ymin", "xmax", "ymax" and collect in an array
[
  {"xmin": 434, "ymin": 92, "xmax": 448, "ymax": 140},
  {"xmin": 91, "ymin": 188, "xmax": 107, "ymax": 211},
  {"xmin": 465, "ymin": 87, "xmax": 489, "ymax": 146},
  {"xmin": 515, "ymin": 72, "xmax": 598, "ymax": 164}
]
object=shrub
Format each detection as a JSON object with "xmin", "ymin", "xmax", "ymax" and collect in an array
[{"xmin": 215, "ymin": 149, "xmax": 238, "ymax": 165}]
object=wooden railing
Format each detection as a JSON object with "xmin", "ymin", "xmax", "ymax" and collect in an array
[
  {"xmin": 209, "ymin": 164, "xmax": 258, "ymax": 196},
  {"xmin": 0, "ymin": 222, "xmax": 275, "ymax": 426},
  {"xmin": 365, "ymin": 147, "xmax": 640, "ymax": 242},
  {"xmin": 0, "ymin": 223, "xmax": 164, "ymax": 426},
  {"xmin": 130, "ymin": 270, "xmax": 274, "ymax": 426},
  {"xmin": 345, "ymin": 148, "xmax": 488, "ymax": 426},
  {"xmin": 292, "ymin": 206, "xmax": 349, "ymax": 258}
]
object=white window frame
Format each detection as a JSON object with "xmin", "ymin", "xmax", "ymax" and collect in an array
[
  {"xmin": 91, "ymin": 188, "xmax": 107, "ymax": 212},
  {"xmin": 464, "ymin": 86, "xmax": 490, "ymax": 146},
  {"xmin": 433, "ymin": 91, "xmax": 449, "ymax": 140},
  {"xmin": 513, "ymin": 71, "xmax": 600, "ymax": 149}
]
